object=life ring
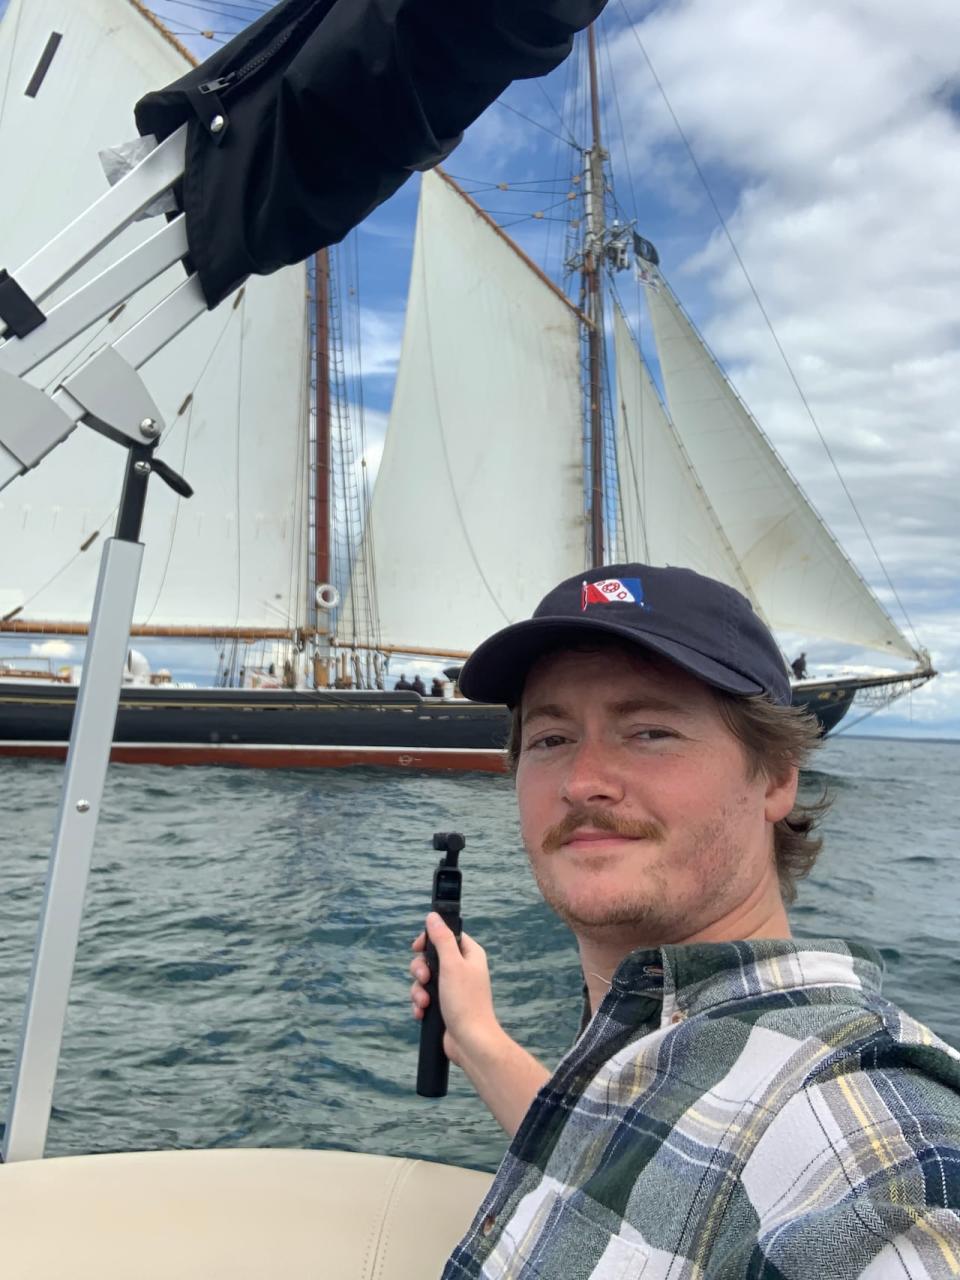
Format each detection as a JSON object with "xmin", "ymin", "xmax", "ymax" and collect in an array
[{"xmin": 315, "ymin": 583, "xmax": 340, "ymax": 610}]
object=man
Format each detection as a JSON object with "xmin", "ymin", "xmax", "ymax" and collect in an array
[
  {"xmin": 394, "ymin": 673, "xmax": 413, "ymax": 691},
  {"xmin": 410, "ymin": 563, "xmax": 960, "ymax": 1278},
  {"xmin": 791, "ymin": 651, "xmax": 808, "ymax": 679}
]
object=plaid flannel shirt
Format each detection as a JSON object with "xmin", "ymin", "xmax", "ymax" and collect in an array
[{"xmin": 442, "ymin": 938, "xmax": 960, "ymax": 1279}]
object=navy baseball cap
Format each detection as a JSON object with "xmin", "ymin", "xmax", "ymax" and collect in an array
[{"xmin": 458, "ymin": 563, "xmax": 791, "ymax": 708}]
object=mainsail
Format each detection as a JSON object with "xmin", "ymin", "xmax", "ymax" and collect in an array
[
  {"xmin": 643, "ymin": 276, "xmax": 918, "ymax": 662},
  {"xmin": 338, "ymin": 170, "xmax": 586, "ymax": 656},
  {"xmin": 0, "ymin": 0, "xmax": 310, "ymax": 637}
]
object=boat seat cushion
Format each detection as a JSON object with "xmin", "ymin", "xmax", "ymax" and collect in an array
[{"xmin": 0, "ymin": 1147, "xmax": 493, "ymax": 1278}]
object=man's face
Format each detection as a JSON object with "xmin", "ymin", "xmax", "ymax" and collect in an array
[{"xmin": 514, "ymin": 644, "xmax": 797, "ymax": 947}]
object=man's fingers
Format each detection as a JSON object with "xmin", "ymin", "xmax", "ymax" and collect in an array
[
  {"xmin": 425, "ymin": 911, "xmax": 462, "ymax": 958},
  {"xmin": 457, "ymin": 930, "xmax": 484, "ymax": 960},
  {"xmin": 411, "ymin": 932, "xmax": 426, "ymax": 952},
  {"xmin": 409, "ymin": 957, "xmax": 431, "ymax": 984}
]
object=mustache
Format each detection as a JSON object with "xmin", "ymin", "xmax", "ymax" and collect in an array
[{"xmin": 542, "ymin": 808, "xmax": 664, "ymax": 853}]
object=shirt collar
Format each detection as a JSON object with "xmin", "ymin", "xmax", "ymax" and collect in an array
[{"xmin": 607, "ymin": 937, "xmax": 884, "ymax": 1026}]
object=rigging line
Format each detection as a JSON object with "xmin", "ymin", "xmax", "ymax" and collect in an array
[
  {"xmin": 42, "ymin": 313, "xmax": 118, "ymax": 394},
  {"xmin": 494, "ymin": 97, "xmax": 579, "ymax": 150},
  {"xmin": 343, "ymin": 234, "xmax": 369, "ymax": 642},
  {"xmin": 347, "ymin": 230, "xmax": 383, "ymax": 652},
  {"xmin": 447, "ymin": 175, "xmax": 576, "ymax": 189},
  {"xmin": 416, "ymin": 203, "xmax": 513, "ymax": 629},
  {"xmin": 832, "ymin": 678, "xmax": 926, "ymax": 736},
  {"xmin": 542, "ymin": 48, "xmax": 574, "ymax": 290},
  {"xmin": 608, "ymin": 298, "xmax": 647, "ymax": 560},
  {"xmin": 329, "ymin": 247, "xmax": 363, "ymax": 646},
  {"xmin": 8, "ymin": 505, "xmax": 119, "ymax": 620},
  {"xmin": 340, "ymin": 237, "xmax": 366, "ymax": 648},
  {"xmin": 164, "ymin": 31, "xmax": 226, "ymax": 41},
  {"xmin": 136, "ymin": 296, "xmax": 239, "ymax": 627},
  {"xmin": 598, "ymin": 11, "xmax": 641, "ymax": 242},
  {"xmin": 282, "ymin": 290, "xmax": 311, "ymax": 641},
  {"xmin": 0, "ymin": 0, "xmax": 25, "ymax": 135},
  {"xmin": 484, "ymin": 194, "xmax": 582, "ymax": 218},
  {"xmin": 608, "ymin": 287, "xmax": 651, "ymax": 558},
  {"xmin": 615, "ymin": 0, "xmax": 923, "ymax": 656},
  {"xmin": 496, "ymin": 213, "xmax": 576, "ymax": 229},
  {"xmin": 230, "ymin": 290, "xmax": 246, "ymax": 632},
  {"xmin": 535, "ymin": 78, "xmax": 583, "ymax": 151},
  {"xmin": 150, "ymin": 0, "xmax": 272, "ymax": 22}
]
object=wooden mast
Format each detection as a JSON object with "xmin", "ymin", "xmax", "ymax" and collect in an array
[
  {"xmin": 584, "ymin": 24, "xmax": 607, "ymax": 567},
  {"xmin": 315, "ymin": 249, "xmax": 332, "ymax": 593},
  {"xmin": 313, "ymin": 249, "xmax": 333, "ymax": 687}
]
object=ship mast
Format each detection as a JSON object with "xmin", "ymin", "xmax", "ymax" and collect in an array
[
  {"xmin": 312, "ymin": 248, "xmax": 333, "ymax": 688},
  {"xmin": 583, "ymin": 24, "xmax": 607, "ymax": 567}
]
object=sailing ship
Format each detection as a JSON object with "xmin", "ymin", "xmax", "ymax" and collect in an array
[
  {"xmin": 0, "ymin": 0, "xmax": 935, "ymax": 770},
  {"xmin": 0, "ymin": 3, "xmax": 946, "ymax": 1271}
]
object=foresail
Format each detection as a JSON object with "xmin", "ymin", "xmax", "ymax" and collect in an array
[
  {"xmin": 338, "ymin": 170, "xmax": 585, "ymax": 656},
  {"xmin": 0, "ymin": 0, "xmax": 310, "ymax": 635},
  {"xmin": 645, "ymin": 279, "xmax": 918, "ymax": 661},
  {"xmin": 613, "ymin": 308, "xmax": 763, "ymax": 611}
]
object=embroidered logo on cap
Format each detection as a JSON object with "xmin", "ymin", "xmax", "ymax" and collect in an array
[{"xmin": 581, "ymin": 577, "xmax": 645, "ymax": 609}]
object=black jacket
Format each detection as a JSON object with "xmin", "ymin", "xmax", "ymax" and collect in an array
[{"xmin": 136, "ymin": 0, "xmax": 606, "ymax": 306}]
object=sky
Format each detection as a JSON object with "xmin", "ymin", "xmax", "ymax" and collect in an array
[{"xmin": 1, "ymin": 0, "xmax": 958, "ymax": 738}]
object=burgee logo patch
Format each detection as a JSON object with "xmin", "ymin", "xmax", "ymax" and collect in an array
[{"xmin": 581, "ymin": 577, "xmax": 645, "ymax": 609}]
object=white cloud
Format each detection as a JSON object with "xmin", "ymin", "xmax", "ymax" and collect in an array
[
  {"xmin": 29, "ymin": 639, "xmax": 75, "ymax": 658},
  {"xmin": 356, "ymin": 308, "xmax": 405, "ymax": 378}
]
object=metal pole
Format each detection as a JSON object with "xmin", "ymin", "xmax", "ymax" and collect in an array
[
  {"xmin": 2, "ymin": 534, "xmax": 144, "ymax": 1162},
  {"xmin": 2, "ymin": 444, "xmax": 154, "ymax": 1162}
]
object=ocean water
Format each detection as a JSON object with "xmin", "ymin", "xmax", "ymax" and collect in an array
[{"xmin": 0, "ymin": 735, "xmax": 957, "ymax": 1171}]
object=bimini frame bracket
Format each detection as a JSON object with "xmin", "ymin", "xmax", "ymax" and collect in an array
[{"xmin": 0, "ymin": 125, "xmax": 204, "ymax": 494}]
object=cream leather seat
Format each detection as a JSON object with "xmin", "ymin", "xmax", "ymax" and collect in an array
[{"xmin": 0, "ymin": 1147, "xmax": 493, "ymax": 1278}]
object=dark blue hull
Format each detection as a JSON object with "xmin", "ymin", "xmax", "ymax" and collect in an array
[{"xmin": 0, "ymin": 676, "xmax": 854, "ymax": 769}]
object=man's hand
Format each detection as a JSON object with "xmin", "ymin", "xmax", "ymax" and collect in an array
[
  {"xmin": 409, "ymin": 913, "xmax": 498, "ymax": 1066},
  {"xmin": 409, "ymin": 913, "xmax": 552, "ymax": 1136}
]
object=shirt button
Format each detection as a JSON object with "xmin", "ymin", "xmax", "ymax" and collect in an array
[
  {"xmin": 670, "ymin": 1010, "xmax": 686, "ymax": 1024},
  {"xmin": 482, "ymin": 1214, "xmax": 496, "ymax": 1236}
]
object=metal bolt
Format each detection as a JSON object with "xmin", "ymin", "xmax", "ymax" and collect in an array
[
  {"xmin": 139, "ymin": 417, "xmax": 159, "ymax": 439},
  {"xmin": 133, "ymin": 460, "xmax": 152, "ymax": 477},
  {"xmin": 210, "ymin": 114, "xmax": 226, "ymax": 133},
  {"xmin": 75, "ymin": 799, "xmax": 90, "ymax": 813}
]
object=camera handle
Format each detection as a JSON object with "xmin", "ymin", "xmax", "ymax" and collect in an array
[{"xmin": 416, "ymin": 832, "xmax": 465, "ymax": 1098}]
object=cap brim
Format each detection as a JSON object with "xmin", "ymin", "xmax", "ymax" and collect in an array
[{"xmin": 458, "ymin": 616, "xmax": 765, "ymax": 706}]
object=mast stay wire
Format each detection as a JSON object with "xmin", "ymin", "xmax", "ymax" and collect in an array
[
  {"xmin": 544, "ymin": 36, "xmax": 582, "ymax": 285},
  {"xmin": 493, "ymin": 98, "xmax": 578, "ymax": 150},
  {"xmin": 613, "ymin": 0, "xmax": 923, "ymax": 654}
]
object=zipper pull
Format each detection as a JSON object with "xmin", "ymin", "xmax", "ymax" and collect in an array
[
  {"xmin": 186, "ymin": 74, "xmax": 233, "ymax": 143},
  {"xmin": 198, "ymin": 73, "xmax": 236, "ymax": 95}
]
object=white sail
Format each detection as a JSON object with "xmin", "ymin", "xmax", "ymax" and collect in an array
[
  {"xmin": 613, "ymin": 307, "xmax": 764, "ymax": 611},
  {"xmin": 645, "ymin": 278, "xmax": 918, "ymax": 661},
  {"xmin": 339, "ymin": 170, "xmax": 585, "ymax": 655},
  {"xmin": 0, "ymin": 0, "xmax": 310, "ymax": 635}
]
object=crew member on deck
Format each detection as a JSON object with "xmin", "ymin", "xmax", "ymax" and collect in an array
[
  {"xmin": 791, "ymin": 651, "xmax": 807, "ymax": 679},
  {"xmin": 411, "ymin": 675, "xmax": 427, "ymax": 696},
  {"xmin": 430, "ymin": 677, "xmax": 445, "ymax": 698},
  {"xmin": 393, "ymin": 674, "xmax": 413, "ymax": 691}
]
